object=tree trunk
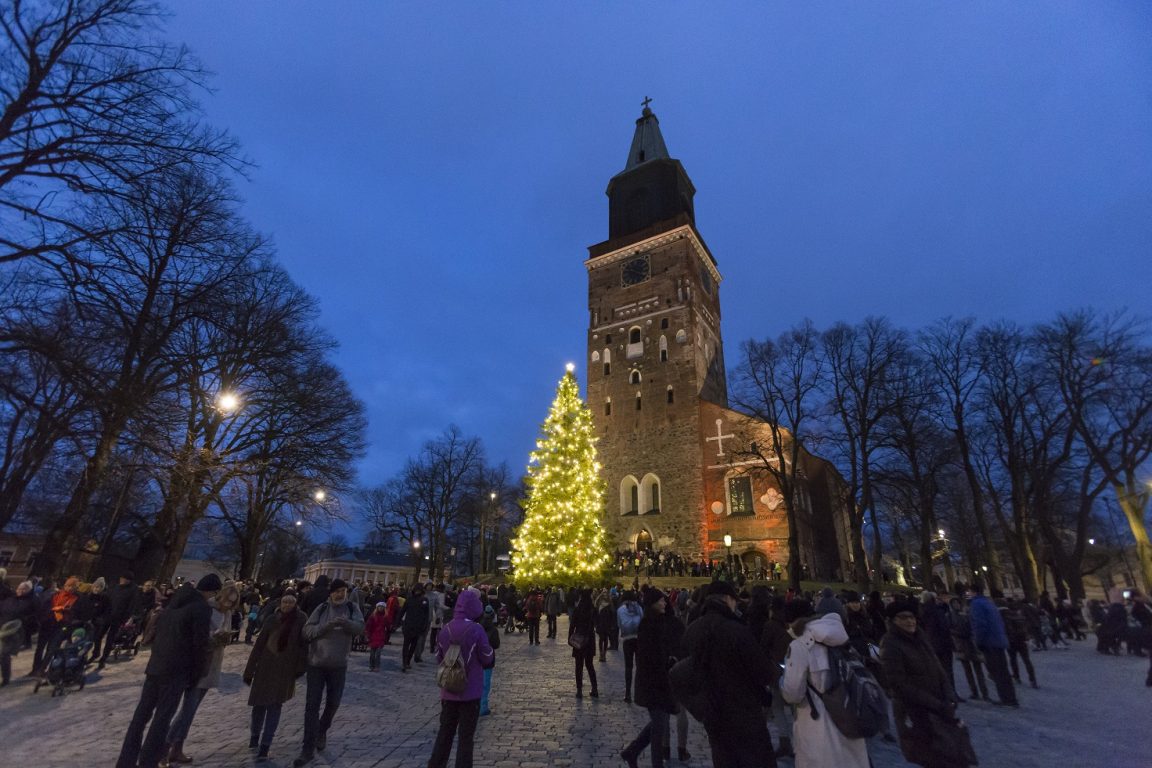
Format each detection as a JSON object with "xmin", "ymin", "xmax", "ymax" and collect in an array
[{"xmin": 1117, "ymin": 485, "xmax": 1152, "ymax": 593}]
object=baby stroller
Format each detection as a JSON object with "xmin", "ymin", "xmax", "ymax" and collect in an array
[
  {"xmin": 34, "ymin": 627, "xmax": 93, "ymax": 697},
  {"xmin": 107, "ymin": 616, "xmax": 142, "ymax": 660}
]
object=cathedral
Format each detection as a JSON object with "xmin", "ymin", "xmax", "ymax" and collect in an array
[{"xmin": 585, "ymin": 105, "xmax": 854, "ymax": 580}]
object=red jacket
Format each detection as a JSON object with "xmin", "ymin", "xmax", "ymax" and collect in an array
[{"xmin": 365, "ymin": 611, "xmax": 389, "ymax": 648}]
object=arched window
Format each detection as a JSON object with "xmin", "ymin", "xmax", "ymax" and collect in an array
[
  {"xmin": 676, "ymin": 329, "xmax": 687, "ymax": 344},
  {"xmin": 627, "ymin": 326, "xmax": 643, "ymax": 359},
  {"xmin": 603, "ymin": 347, "xmax": 611, "ymax": 376},
  {"xmin": 630, "ymin": 370, "xmax": 641, "ymax": 385},
  {"xmin": 636, "ymin": 392, "xmax": 643, "ymax": 411},
  {"xmin": 659, "ymin": 335, "xmax": 668, "ymax": 362},
  {"xmin": 619, "ymin": 476, "xmax": 640, "ymax": 515},
  {"xmin": 641, "ymin": 473, "xmax": 661, "ymax": 514},
  {"xmin": 591, "ymin": 350, "xmax": 600, "ymax": 363},
  {"xmin": 666, "ymin": 386, "xmax": 674, "ymax": 404}
]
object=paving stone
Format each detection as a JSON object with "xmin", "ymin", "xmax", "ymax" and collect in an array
[{"xmin": 0, "ymin": 619, "xmax": 1149, "ymax": 766}]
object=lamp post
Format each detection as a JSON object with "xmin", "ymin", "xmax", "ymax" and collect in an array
[
  {"xmin": 723, "ymin": 534, "xmax": 733, "ymax": 573},
  {"xmin": 412, "ymin": 540, "xmax": 421, "ymax": 584}
]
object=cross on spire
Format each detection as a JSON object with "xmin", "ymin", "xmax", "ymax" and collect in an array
[{"xmin": 641, "ymin": 96, "xmax": 653, "ymax": 111}]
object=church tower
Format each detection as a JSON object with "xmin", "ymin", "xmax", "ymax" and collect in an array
[{"xmin": 585, "ymin": 104, "xmax": 726, "ymax": 558}]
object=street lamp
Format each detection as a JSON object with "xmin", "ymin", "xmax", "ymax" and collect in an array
[
  {"xmin": 216, "ymin": 391, "xmax": 241, "ymax": 414},
  {"xmin": 412, "ymin": 540, "xmax": 421, "ymax": 583},
  {"xmin": 723, "ymin": 534, "xmax": 732, "ymax": 571},
  {"xmin": 313, "ymin": 489, "xmax": 326, "ymax": 503}
]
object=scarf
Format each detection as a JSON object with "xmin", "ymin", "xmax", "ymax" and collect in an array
[{"xmin": 276, "ymin": 608, "xmax": 299, "ymax": 653}]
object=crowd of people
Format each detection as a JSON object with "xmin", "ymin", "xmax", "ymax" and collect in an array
[{"xmin": 2, "ymin": 564, "xmax": 1150, "ymax": 768}]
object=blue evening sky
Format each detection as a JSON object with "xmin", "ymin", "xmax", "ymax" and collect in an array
[{"xmin": 165, "ymin": 3, "xmax": 1152, "ymax": 514}]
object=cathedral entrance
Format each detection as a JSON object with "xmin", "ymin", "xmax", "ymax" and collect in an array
[
  {"xmin": 741, "ymin": 550, "xmax": 769, "ymax": 575},
  {"xmin": 634, "ymin": 529, "xmax": 653, "ymax": 552}
]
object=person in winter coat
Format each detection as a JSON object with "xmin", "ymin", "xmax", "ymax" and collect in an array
[
  {"xmin": 569, "ymin": 589, "xmax": 599, "ymax": 697},
  {"xmin": 429, "ymin": 588, "xmax": 494, "ymax": 768},
  {"xmin": 967, "ymin": 579, "xmax": 1016, "ymax": 706},
  {"xmin": 165, "ymin": 581, "xmax": 240, "ymax": 764},
  {"xmin": 544, "ymin": 586, "xmax": 564, "ymax": 639},
  {"xmin": 401, "ymin": 585, "xmax": 430, "ymax": 671},
  {"xmin": 524, "ymin": 589, "xmax": 544, "ymax": 645},
  {"xmin": 244, "ymin": 592, "xmax": 307, "ymax": 762},
  {"xmin": 917, "ymin": 591, "xmax": 956, "ymax": 695},
  {"xmin": 595, "ymin": 589, "xmax": 617, "ymax": 661},
  {"xmin": 617, "ymin": 590, "xmax": 643, "ymax": 703},
  {"xmin": 428, "ymin": 584, "xmax": 446, "ymax": 653},
  {"xmin": 72, "ymin": 577, "xmax": 111, "ymax": 658},
  {"xmin": 683, "ymin": 581, "xmax": 777, "ymax": 768},
  {"xmin": 99, "ymin": 572, "xmax": 141, "ymax": 668},
  {"xmin": 364, "ymin": 602, "xmax": 389, "ymax": 671},
  {"xmin": 115, "ymin": 575, "xmax": 217, "ymax": 768},
  {"xmin": 781, "ymin": 611, "xmax": 869, "ymax": 768},
  {"xmin": 479, "ymin": 602, "xmax": 501, "ymax": 716},
  {"xmin": 880, "ymin": 601, "xmax": 971, "ymax": 768},
  {"xmin": 999, "ymin": 597, "xmax": 1037, "ymax": 689},
  {"xmin": 762, "ymin": 598, "xmax": 807, "ymax": 759},
  {"xmin": 0, "ymin": 581, "xmax": 36, "ymax": 686},
  {"xmin": 621, "ymin": 590, "xmax": 676, "ymax": 768},
  {"xmin": 948, "ymin": 597, "xmax": 989, "ymax": 701},
  {"xmin": 294, "ymin": 578, "xmax": 365, "ymax": 767}
]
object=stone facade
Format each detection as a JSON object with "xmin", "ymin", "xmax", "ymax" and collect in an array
[{"xmin": 585, "ymin": 107, "xmax": 853, "ymax": 579}]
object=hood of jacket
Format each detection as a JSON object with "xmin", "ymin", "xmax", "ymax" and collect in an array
[
  {"xmin": 454, "ymin": 588, "xmax": 482, "ymax": 621},
  {"xmin": 805, "ymin": 612, "xmax": 849, "ymax": 646}
]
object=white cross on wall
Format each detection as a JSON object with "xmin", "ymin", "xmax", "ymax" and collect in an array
[{"xmin": 706, "ymin": 418, "xmax": 735, "ymax": 457}]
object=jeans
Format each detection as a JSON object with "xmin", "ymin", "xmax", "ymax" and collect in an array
[
  {"xmin": 480, "ymin": 668, "xmax": 493, "ymax": 714},
  {"xmin": 416, "ymin": 628, "xmax": 428, "ymax": 661},
  {"xmin": 546, "ymin": 614, "xmax": 558, "ymax": 638},
  {"xmin": 167, "ymin": 686, "xmax": 208, "ymax": 743},
  {"xmin": 622, "ymin": 638, "xmax": 637, "ymax": 699},
  {"xmin": 369, "ymin": 646, "xmax": 382, "ymax": 670},
  {"xmin": 979, "ymin": 646, "xmax": 1017, "ymax": 704},
  {"xmin": 958, "ymin": 654, "xmax": 989, "ymax": 699},
  {"xmin": 428, "ymin": 698, "xmax": 481, "ymax": 768},
  {"xmin": 598, "ymin": 629, "xmax": 609, "ymax": 659},
  {"xmin": 302, "ymin": 665, "xmax": 347, "ymax": 753},
  {"xmin": 429, "ymin": 626, "xmax": 441, "ymax": 653},
  {"xmin": 250, "ymin": 703, "xmax": 283, "ymax": 748},
  {"xmin": 116, "ymin": 674, "xmax": 187, "ymax": 768},
  {"xmin": 527, "ymin": 618, "xmax": 540, "ymax": 644},
  {"xmin": 623, "ymin": 707, "xmax": 670, "ymax": 768}
]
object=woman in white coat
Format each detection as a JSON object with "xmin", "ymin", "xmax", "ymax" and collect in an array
[{"xmin": 781, "ymin": 611, "xmax": 871, "ymax": 768}]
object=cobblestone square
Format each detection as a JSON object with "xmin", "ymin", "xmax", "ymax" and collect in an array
[{"xmin": 1, "ymin": 617, "xmax": 1149, "ymax": 768}]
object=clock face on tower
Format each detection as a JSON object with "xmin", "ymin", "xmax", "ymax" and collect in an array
[{"xmin": 621, "ymin": 255, "xmax": 650, "ymax": 286}]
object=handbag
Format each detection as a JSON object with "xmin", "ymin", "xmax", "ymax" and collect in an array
[
  {"xmin": 568, "ymin": 631, "xmax": 588, "ymax": 651},
  {"xmin": 928, "ymin": 713, "xmax": 979, "ymax": 766}
]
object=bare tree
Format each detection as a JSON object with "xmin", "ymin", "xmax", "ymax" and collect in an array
[
  {"xmin": 823, "ymin": 317, "xmax": 908, "ymax": 588},
  {"xmin": 0, "ymin": 0, "xmax": 239, "ymax": 263},
  {"xmin": 729, "ymin": 320, "xmax": 828, "ymax": 589},
  {"xmin": 1037, "ymin": 310, "xmax": 1152, "ymax": 591},
  {"xmin": 919, "ymin": 317, "xmax": 1006, "ymax": 590}
]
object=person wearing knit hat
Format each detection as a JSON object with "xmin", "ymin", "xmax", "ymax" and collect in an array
[
  {"xmin": 293, "ymin": 573, "xmax": 364, "ymax": 766},
  {"xmin": 116, "ymin": 572, "xmax": 214, "ymax": 768},
  {"xmin": 364, "ymin": 602, "xmax": 389, "ymax": 671}
]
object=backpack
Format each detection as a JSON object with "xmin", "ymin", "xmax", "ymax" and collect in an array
[
  {"xmin": 436, "ymin": 627, "xmax": 468, "ymax": 694},
  {"xmin": 806, "ymin": 642, "xmax": 888, "ymax": 739}
]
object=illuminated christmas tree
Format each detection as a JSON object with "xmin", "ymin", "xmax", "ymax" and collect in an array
[{"xmin": 511, "ymin": 364, "xmax": 609, "ymax": 584}]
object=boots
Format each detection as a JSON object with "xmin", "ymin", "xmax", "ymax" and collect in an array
[{"xmin": 167, "ymin": 741, "xmax": 193, "ymax": 764}]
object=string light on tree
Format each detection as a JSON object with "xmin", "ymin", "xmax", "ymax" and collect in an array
[{"xmin": 511, "ymin": 364, "xmax": 609, "ymax": 584}]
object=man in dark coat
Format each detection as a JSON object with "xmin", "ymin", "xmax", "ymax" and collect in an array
[
  {"xmin": 682, "ymin": 581, "xmax": 776, "ymax": 768},
  {"xmin": 115, "ymin": 574, "xmax": 217, "ymax": 768},
  {"xmin": 622, "ymin": 589, "xmax": 676, "ymax": 768},
  {"xmin": 99, "ymin": 572, "xmax": 141, "ymax": 668},
  {"xmin": 918, "ymin": 591, "xmax": 957, "ymax": 695},
  {"xmin": 400, "ymin": 584, "xmax": 430, "ymax": 670}
]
